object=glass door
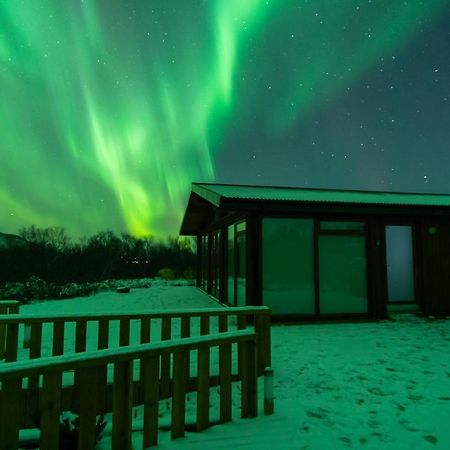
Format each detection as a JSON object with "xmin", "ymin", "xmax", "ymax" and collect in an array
[{"xmin": 385, "ymin": 225, "xmax": 415, "ymax": 303}]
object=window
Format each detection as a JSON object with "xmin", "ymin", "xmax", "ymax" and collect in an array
[{"xmin": 262, "ymin": 218, "xmax": 315, "ymax": 314}]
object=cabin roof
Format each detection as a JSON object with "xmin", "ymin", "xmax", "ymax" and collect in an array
[{"xmin": 180, "ymin": 183, "xmax": 450, "ymax": 234}]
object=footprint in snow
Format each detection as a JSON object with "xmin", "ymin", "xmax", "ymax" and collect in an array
[{"xmin": 424, "ymin": 435, "xmax": 438, "ymax": 445}]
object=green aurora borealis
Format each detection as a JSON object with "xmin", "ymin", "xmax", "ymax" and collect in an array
[{"xmin": 1, "ymin": 1, "xmax": 449, "ymax": 237}]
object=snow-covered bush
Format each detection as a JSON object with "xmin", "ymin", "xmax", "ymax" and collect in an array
[
  {"xmin": 59, "ymin": 411, "xmax": 107, "ymax": 449},
  {"xmin": 157, "ymin": 267, "xmax": 176, "ymax": 280}
]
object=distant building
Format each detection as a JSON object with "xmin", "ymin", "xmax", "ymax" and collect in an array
[{"xmin": 180, "ymin": 183, "xmax": 450, "ymax": 319}]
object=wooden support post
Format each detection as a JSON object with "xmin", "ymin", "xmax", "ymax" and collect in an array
[
  {"xmin": 196, "ymin": 346, "xmax": 210, "ymax": 431},
  {"xmin": 78, "ymin": 367, "xmax": 99, "ymax": 450},
  {"xmin": 254, "ymin": 314, "xmax": 271, "ymax": 375},
  {"xmin": 40, "ymin": 371, "xmax": 62, "ymax": 450},
  {"xmin": 119, "ymin": 318, "xmax": 130, "ymax": 347},
  {"xmin": 142, "ymin": 354, "xmax": 160, "ymax": 448},
  {"xmin": 219, "ymin": 342, "xmax": 232, "ymax": 423},
  {"xmin": 241, "ymin": 339, "xmax": 257, "ymax": 418},
  {"xmin": 0, "ymin": 377, "xmax": 22, "ymax": 450},
  {"xmin": 52, "ymin": 321, "xmax": 65, "ymax": 356},
  {"xmin": 160, "ymin": 317, "xmax": 171, "ymax": 398},
  {"xmin": 171, "ymin": 351, "xmax": 187, "ymax": 439},
  {"xmin": 112, "ymin": 360, "xmax": 133, "ymax": 450}
]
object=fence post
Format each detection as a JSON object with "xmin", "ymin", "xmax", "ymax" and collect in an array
[
  {"xmin": 171, "ymin": 351, "xmax": 187, "ymax": 439},
  {"xmin": 78, "ymin": 366, "xmax": 99, "ymax": 450},
  {"xmin": 40, "ymin": 371, "xmax": 62, "ymax": 450},
  {"xmin": 142, "ymin": 354, "xmax": 160, "ymax": 448},
  {"xmin": 219, "ymin": 341, "xmax": 232, "ymax": 423},
  {"xmin": 255, "ymin": 313, "xmax": 271, "ymax": 375},
  {"xmin": 0, "ymin": 377, "xmax": 22, "ymax": 450},
  {"xmin": 112, "ymin": 360, "xmax": 133, "ymax": 450},
  {"xmin": 160, "ymin": 317, "xmax": 171, "ymax": 398},
  {"xmin": 196, "ymin": 345, "xmax": 210, "ymax": 431}
]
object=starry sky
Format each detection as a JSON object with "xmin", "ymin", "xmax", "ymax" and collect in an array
[{"xmin": 1, "ymin": 0, "xmax": 449, "ymax": 237}]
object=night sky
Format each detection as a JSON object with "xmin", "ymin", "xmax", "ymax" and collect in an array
[{"xmin": 1, "ymin": 1, "xmax": 449, "ymax": 237}]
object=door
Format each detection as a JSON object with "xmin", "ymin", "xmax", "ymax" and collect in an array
[{"xmin": 385, "ymin": 225, "xmax": 416, "ymax": 303}]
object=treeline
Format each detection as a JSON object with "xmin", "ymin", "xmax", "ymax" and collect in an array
[{"xmin": 0, "ymin": 226, "xmax": 196, "ymax": 284}]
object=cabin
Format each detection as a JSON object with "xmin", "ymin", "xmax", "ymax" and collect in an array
[{"xmin": 180, "ymin": 183, "xmax": 450, "ymax": 320}]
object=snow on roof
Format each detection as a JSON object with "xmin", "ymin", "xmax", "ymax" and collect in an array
[{"xmin": 192, "ymin": 183, "xmax": 450, "ymax": 207}]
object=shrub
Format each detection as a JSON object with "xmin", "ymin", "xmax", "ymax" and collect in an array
[{"xmin": 157, "ymin": 267, "xmax": 176, "ymax": 280}]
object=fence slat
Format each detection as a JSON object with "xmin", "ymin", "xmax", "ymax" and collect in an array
[
  {"xmin": 28, "ymin": 322, "xmax": 43, "ymax": 396},
  {"xmin": 98, "ymin": 319, "xmax": 109, "ymax": 350},
  {"xmin": 180, "ymin": 317, "xmax": 190, "ymax": 385},
  {"xmin": 52, "ymin": 321, "xmax": 65, "ymax": 356},
  {"xmin": 200, "ymin": 316, "xmax": 210, "ymax": 335},
  {"xmin": 78, "ymin": 366, "xmax": 99, "ymax": 450},
  {"xmin": 97, "ymin": 320, "xmax": 109, "ymax": 414},
  {"xmin": 120, "ymin": 318, "xmax": 130, "ymax": 347},
  {"xmin": 0, "ymin": 304, "xmax": 7, "ymax": 359},
  {"xmin": 140, "ymin": 318, "xmax": 151, "ymax": 344},
  {"xmin": 112, "ymin": 360, "xmax": 133, "ymax": 450},
  {"xmin": 0, "ymin": 377, "xmax": 21, "ymax": 450},
  {"xmin": 240, "ymin": 339, "xmax": 257, "ymax": 418},
  {"xmin": 40, "ymin": 371, "xmax": 62, "ymax": 450},
  {"xmin": 196, "ymin": 346, "xmax": 210, "ymax": 431},
  {"xmin": 139, "ymin": 318, "xmax": 151, "ymax": 390},
  {"xmin": 237, "ymin": 315, "xmax": 246, "ymax": 379},
  {"xmin": 160, "ymin": 317, "xmax": 171, "ymax": 398},
  {"xmin": 75, "ymin": 320, "xmax": 87, "ymax": 353},
  {"xmin": 5, "ymin": 323, "xmax": 19, "ymax": 362},
  {"xmin": 142, "ymin": 355, "xmax": 160, "ymax": 448},
  {"xmin": 171, "ymin": 351, "xmax": 187, "ymax": 439},
  {"xmin": 218, "ymin": 315, "xmax": 228, "ymax": 333},
  {"xmin": 219, "ymin": 342, "xmax": 232, "ymax": 423}
]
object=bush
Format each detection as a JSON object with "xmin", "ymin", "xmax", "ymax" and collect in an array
[
  {"xmin": 59, "ymin": 411, "xmax": 107, "ymax": 449},
  {"xmin": 157, "ymin": 267, "xmax": 176, "ymax": 280}
]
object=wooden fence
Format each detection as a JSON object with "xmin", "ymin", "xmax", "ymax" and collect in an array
[
  {"xmin": 0, "ymin": 307, "xmax": 271, "ymax": 428},
  {"xmin": 0, "ymin": 300, "xmax": 20, "ymax": 359},
  {"xmin": 0, "ymin": 329, "xmax": 258, "ymax": 450}
]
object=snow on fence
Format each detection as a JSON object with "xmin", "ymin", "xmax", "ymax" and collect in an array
[
  {"xmin": 0, "ymin": 307, "xmax": 271, "ymax": 429},
  {"xmin": 0, "ymin": 329, "xmax": 258, "ymax": 450},
  {"xmin": 0, "ymin": 301, "xmax": 19, "ymax": 359}
]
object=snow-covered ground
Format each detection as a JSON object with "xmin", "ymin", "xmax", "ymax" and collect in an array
[{"xmin": 13, "ymin": 284, "xmax": 450, "ymax": 449}]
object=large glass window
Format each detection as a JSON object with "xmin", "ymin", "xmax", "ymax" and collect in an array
[
  {"xmin": 227, "ymin": 225, "xmax": 235, "ymax": 304},
  {"xmin": 226, "ymin": 221, "xmax": 246, "ymax": 306},
  {"xmin": 262, "ymin": 218, "xmax": 315, "ymax": 314},
  {"xmin": 319, "ymin": 233, "xmax": 368, "ymax": 314},
  {"xmin": 235, "ymin": 222, "xmax": 246, "ymax": 306},
  {"xmin": 201, "ymin": 235, "xmax": 208, "ymax": 290}
]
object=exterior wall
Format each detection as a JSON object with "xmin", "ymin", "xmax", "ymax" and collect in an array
[
  {"xmin": 195, "ymin": 205, "xmax": 450, "ymax": 319},
  {"xmin": 420, "ymin": 220, "xmax": 450, "ymax": 316}
]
